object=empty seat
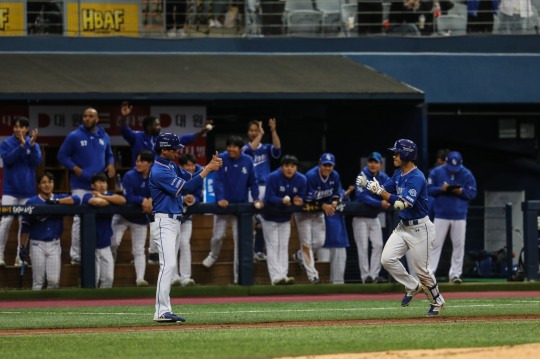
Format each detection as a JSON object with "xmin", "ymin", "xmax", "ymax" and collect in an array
[
  {"xmin": 436, "ymin": 14, "xmax": 467, "ymax": 36},
  {"xmin": 341, "ymin": 1, "xmax": 358, "ymax": 36},
  {"xmin": 315, "ymin": 0, "xmax": 342, "ymax": 34},
  {"xmin": 285, "ymin": 10, "xmax": 323, "ymax": 35}
]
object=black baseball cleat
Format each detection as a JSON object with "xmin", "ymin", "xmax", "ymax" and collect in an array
[
  {"xmin": 401, "ymin": 284, "xmax": 424, "ymax": 307},
  {"xmin": 426, "ymin": 304, "xmax": 445, "ymax": 317}
]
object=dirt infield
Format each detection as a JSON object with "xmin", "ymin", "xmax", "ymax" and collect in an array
[
  {"xmin": 1, "ymin": 291, "xmax": 539, "ymax": 309},
  {"xmin": 277, "ymin": 343, "xmax": 540, "ymax": 359},
  {"xmin": 1, "ymin": 315, "xmax": 539, "ymax": 336}
]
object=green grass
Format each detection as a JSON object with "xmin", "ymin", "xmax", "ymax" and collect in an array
[{"xmin": 1, "ymin": 321, "xmax": 539, "ymax": 359}]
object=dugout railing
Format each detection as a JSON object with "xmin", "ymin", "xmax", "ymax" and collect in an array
[
  {"xmin": 521, "ymin": 201, "xmax": 540, "ymax": 281},
  {"xmin": 0, "ymin": 201, "xmax": 521, "ymax": 288}
]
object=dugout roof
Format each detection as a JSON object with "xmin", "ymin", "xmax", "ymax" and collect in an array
[{"xmin": 0, "ymin": 54, "xmax": 423, "ymax": 101}]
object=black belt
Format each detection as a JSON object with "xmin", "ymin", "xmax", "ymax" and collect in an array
[
  {"xmin": 401, "ymin": 219, "xmax": 420, "ymax": 226},
  {"xmin": 147, "ymin": 213, "xmax": 183, "ymax": 223}
]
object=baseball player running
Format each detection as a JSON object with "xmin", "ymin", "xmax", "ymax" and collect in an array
[
  {"xmin": 262, "ymin": 155, "xmax": 306, "ymax": 285},
  {"xmin": 150, "ymin": 133, "xmax": 221, "ymax": 323},
  {"xmin": 19, "ymin": 172, "xmax": 81, "ymax": 290},
  {"xmin": 357, "ymin": 139, "xmax": 445, "ymax": 317},
  {"xmin": 202, "ymin": 136, "xmax": 261, "ymax": 284},
  {"xmin": 428, "ymin": 151, "xmax": 477, "ymax": 283},
  {"xmin": 0, "ymin": 117, "xmax": 42, "ymax": 267},
  {"xmin": 57, "ymin": 108, "xmax": 115, "ymax": 265},
  {"xmin": 352, "ymin": 152, "xmax": 390, "ymax": 283},
  {"xmin": 111, "ymin": 150, "xmax": 154, "ymax": 287}
]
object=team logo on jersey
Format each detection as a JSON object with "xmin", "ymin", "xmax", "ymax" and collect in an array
[
  {"xmin": 279, "ymin": 186, "xmax": 285, "ymax": 192},
  {"xmin": 330, "ymin": 181, "xmax": 334, "ymax": 185},
  {"xmin": 26, "ymin": 149, "xmax": 31, "ymax": 155},
  {"xmin": 293, "ymin": 187, "xmax": 298, "ymax": 193},
  {"xmin": 408, "ymin": 189, "xmax": 417, "ymax": 197},
  {"xmin": 99, "ymin": 138, "xmax": 105, "ymax": 146},
  {"xmin": 242, "ymin": 167, "xmax": 247, "ymax": 174}
]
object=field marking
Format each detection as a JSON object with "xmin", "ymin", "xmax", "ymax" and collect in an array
[{"xmin": 0, "ymin": 301, "xmax": 539, "ymax": 317}]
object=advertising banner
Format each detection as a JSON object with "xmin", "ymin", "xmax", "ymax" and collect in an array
[
  {"xmin": 67, "ymin": 2, "xmax": 139, "ymax": 36},
  {"xmin": 0, "ymin": 3, "xmax": 24, "ymax": 36}
]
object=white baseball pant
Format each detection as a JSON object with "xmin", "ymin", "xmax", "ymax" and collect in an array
[
  {"xmin": 381, "ymin": 217, "xmax": 444, "ymax": 307},
  {"xmin": 95, "ymin": 246, "xmax": 114, "ymax": 288},
  {"xmin": 261, "ymin": 218, "xmax": 291, "ymax": 284},
  {"xmin": 431, "ymin": 218, "xmax": 467, "ymax": 279},
  {"xmin": 173, "ymin": 219, "xmax": 193, "ymax": 282},
  {"xmin": 293, "ymin": 212, "xmax": 325, "ymax": 281},
  {"xmin": 405, "ymin": 250, "xmax": 419, "ymax": 280},
  {"xmin": 149, "ymin": 231, "xmax": 158, "ymax": 255},
  {"xmin": 29, "ymin": 239, "xmax": 61, "ymax": 290},
  {"xmin": 328, "ymin": 247, "xmax": 347, "ymax": 284},
  {"xmin": 208, "ymin": 214, "xmax": 239, "ymax": 283},
  {"xmin": 111, "ymin": 214, "xmax": 148, "ymax": 282},
  {"xmin": 0, "ymin": 195, "xmax": 28, "ymax": 263},
  {"xmin": 70, "ymin": 189, "xmax": 92, "ymax": 262},
  {"xmin": 151, "ymin": 214, "xmax": 181, "ymax": 318},
  {"xmin": 352, "ymin": 217, "xmax": 383, "ymax": 282}
]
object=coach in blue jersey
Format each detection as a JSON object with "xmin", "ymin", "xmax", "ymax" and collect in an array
[
  {"xmin": 428, "ymin": 151, "xmax": 477, "ymax": 283},
  {"xmin": 293, "ymin": 153, "xmax": 341, "ymax": 284},
  {"xmin": 57, "ymin": 108, "xmax": 115, "ymax": 265},
  {"xmin": 111, "ymin": 150, "xmax": 154, "ymax": 287},
  {"xmin": 357, "ymin": 139, "xmax": 445, "ymax": 317},
  {"xmin": 202, "ymin": 136, "xmax": 261, "ymax": 284},
  {"xmin": 119, "ymin": 102, "xmax": 214, "ymax": 166},
  {"xmin": 0, "ymin": 117, "xmax": 42, "ymax": 267},
  {"xmin": 262, "ymin": 155, "xmax": 306, "ymax": 285},
  {"xmin": 150, "ymin": 133, "xmax": 221, "ymax": 323},
  {"xmin": 352, "ymin": 152, "xmax": 391, "ymax": 284},
  {"xmin": 20, "ymin": 172, "xmax": 80, "ymax": 290}
]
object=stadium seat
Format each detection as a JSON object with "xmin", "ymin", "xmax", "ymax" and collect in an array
[
  {"xmin": 314, "ymin": 0, "xmax": 342, "ymax": 34},
  {"xmin": 283, "ymin": 0, "xmax": 322, "ymax": 35},
  {"xmin": 436, "ymin": 14, "xmax": 467, "ymax": 36},
  {"xmin": 341, "ymin": 1, "xmax": 358, "ymax": 37}
]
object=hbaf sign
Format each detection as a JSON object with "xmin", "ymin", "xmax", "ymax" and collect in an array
[
  {"xmin": 67, "ymin": 3, "xmax": 138, "ymax": 36},
  {"xmin": 0, "ymin": 3, "xmax": 24, "ymax": 36}
]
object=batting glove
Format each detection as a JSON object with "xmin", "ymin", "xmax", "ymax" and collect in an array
[
  {"xmin": 356, "ymin": 172, "xmax": 368, "ymax": 188},
  {"xmin": 366, "ymin": 178, "xmax": 383, "ymax": 195},
  {"xmin": 394, "ymin": 200, "xmax": 410, "ymax": 211}
]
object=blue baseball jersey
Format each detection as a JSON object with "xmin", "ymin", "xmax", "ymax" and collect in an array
[
  {"xmin": 428, "ymin": 165, "xmax": 477, "ymax": 220},
  {"xmin": 82, "ymin": 192, "xmax": 115, "ymax": 249},
  {"xmin": 57, "ymin": 125, "xmax": 114, "ymax": 190},
  {"xmin": 383, "ymin": 168, "xmax": 429, "ymax": 221},
  {"xmin": 122, "ymin": 168, "xmax": 151, "ymax": 225},
  {"xmin": 21, "ymin": 194, "xmax": 80, "ymax": 241},
  {"xmin": 0, "ymin": 135, "xmax": 42, "ymax": 198},
  {"xmin": 180, "ymin": 164, "xmax": 204, "ymax": 222},
  {"xmin": 149, "ymin": 156, "xmax": 203, "ymax": 215},
  {"xmin": 304, "ymin": 166, "xmax": 343, "ymax": 204},
  {"xmin": 242, "ymin": 143, "xmax": 281, "ymax": 185},
  {"xmin": 263, "ymin": 169, "xmax": 307, "ymax": 223},
  {"xmin": 353, "ymin": 166, "xmax": 390, "ymax": 210},
  {"xmin": 214, "ymin": 151, "xmax": 259, "ymax": 203},
  {"xmin": 121, "ymin": 124, "xmax": 195, "ymax": 165}
]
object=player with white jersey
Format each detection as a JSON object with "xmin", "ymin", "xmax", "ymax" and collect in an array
[
  {"xmin": 0, "ymin": 117, "xmax": 42, "ymax": 267},
  {"xmin": 19, "ymin": 172, "xmax": 80, "ymax": 290},
  {"xmin": 57, "ymin": 108, "xmax": 115, "ymax": 265},
  {"xmin": 352, "ymin": 152, "xmax": 390, "ymax": 283},
  {"xmin": 149, "ymin": 133, "xmax": 221, "ymax": 323},
  {"xmin": 262, "ymin": 155, "xmax": 306, "ymax": 285},
  {"xmin": 428, "ymin": 151, "xmax": 477, "ymax": 283},
  {"xmin": 293, "ymin": 153, "xmax": 342, "ymax": 284},
  {"xmin": 111, "ymin": 150, "xmax": 154, "ymax": 287},
  {"xmin": 170, "ymin": 153, "xmax": 203, "ymax": 287},
  {"xmin": 357, "ymin": 139, "xmax": 445, "ymax": 317},
  {"xmin": 202, "ymin": 136, "xmax": 261, "ymax": 284}
]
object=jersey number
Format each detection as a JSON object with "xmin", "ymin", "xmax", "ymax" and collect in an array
[{"xmin": 80, "ymin": 140, "xmax": 88, "ymax": 147}]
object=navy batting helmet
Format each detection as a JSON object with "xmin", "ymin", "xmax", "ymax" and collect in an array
[
  {"xmin": 154, "ymin": 133, "xmax": 184, "ymax": 152},
  {"xmin": 388, "ymin": 139, "xmax": 417, "ymax": 162}
]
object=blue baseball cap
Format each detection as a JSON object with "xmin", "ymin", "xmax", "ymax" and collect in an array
[
  {"xmin": 445, "ymin": 151, "xmax": 463, "ymax": 172},
  {"xmin": 154, "ymin": 133, "xmax": 185, "ymax": 152},
  {"xmin": 368, "ymin": 152, "xmax": 383, "ymax": 163},
  {"xmin": 320, "ymin": 153, "xmax": 336, "ymax": 166}
]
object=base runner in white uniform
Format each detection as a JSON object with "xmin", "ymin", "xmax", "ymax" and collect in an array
[
  {"xmin": 357, "ymin": 139, "xmax": 445, "ymax": 317},
  {"xmin": 149, "ymin": 133, "xmax": 221, "ymax": 323}
]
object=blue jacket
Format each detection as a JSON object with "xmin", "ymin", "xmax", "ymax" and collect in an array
[
  {"xmin": 82, "ymin": 192, "xmax": 116, "ymax": 249},
  {"xmin": 21, "ymin": 194, "xmax": 80, "ymax": 241},
  {"xmin": 0, "ymin": 135, "xmax": 42, "ymax": 198},
  {"xmin": 214, "ymin": 151, "xmax": 259, "ymax": 203},
  {"xmin": 263, "ymin": 169, "xmax": 307, "ymax": 223},
  {"xmin": 149, "ymin": 156, "xmax": 203, "ymax": 215},
  {"xmin": 428, "ymin": 164, "xmax": 477, "ymax": 220},
  {"xmin": 353, "ymin": 166, "xmax": 390, "ymax": 214},
  {"xmin": 57, "ymin": 125, "xmax": 114, "ymax": 190},
  {"xmin": 122, "ymin": 168, "xmax": 151, "ymax": 225},
  {"xmin": 384, "ymin": 168, "xmax": 429, "ymax": 221},
  {"xmin": 304, "ymin": 166, "xmax": 342, "ymax": 204},
  {"xmin": 121, "ymin": 124, "xmax": 195, "ymax": 166},
  {"xmin": 242, "ymin": 143, "xmax": 281, "ymax": 185}
]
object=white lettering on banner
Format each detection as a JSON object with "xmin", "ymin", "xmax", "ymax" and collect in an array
[{"xmin": 151, "ymin": 107, "xmax": 207, "ymax": 132}]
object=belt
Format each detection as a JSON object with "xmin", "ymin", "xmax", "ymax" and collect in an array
[
  {"xmin": 400, "ymin": 216, "xmax": 429, "ymax": 226},
  {"xmin": 155, "ymin": 213, "xmax": 182, "ymax": 221}
]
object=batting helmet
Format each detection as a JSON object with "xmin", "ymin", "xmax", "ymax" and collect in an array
[
  {"xmin": 154, "ymin": 133, "xmax": 184, "ymax": 152},
  {"xmin": 388, "ymin": 139, "xmax": 417, "ymax": 162}
]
